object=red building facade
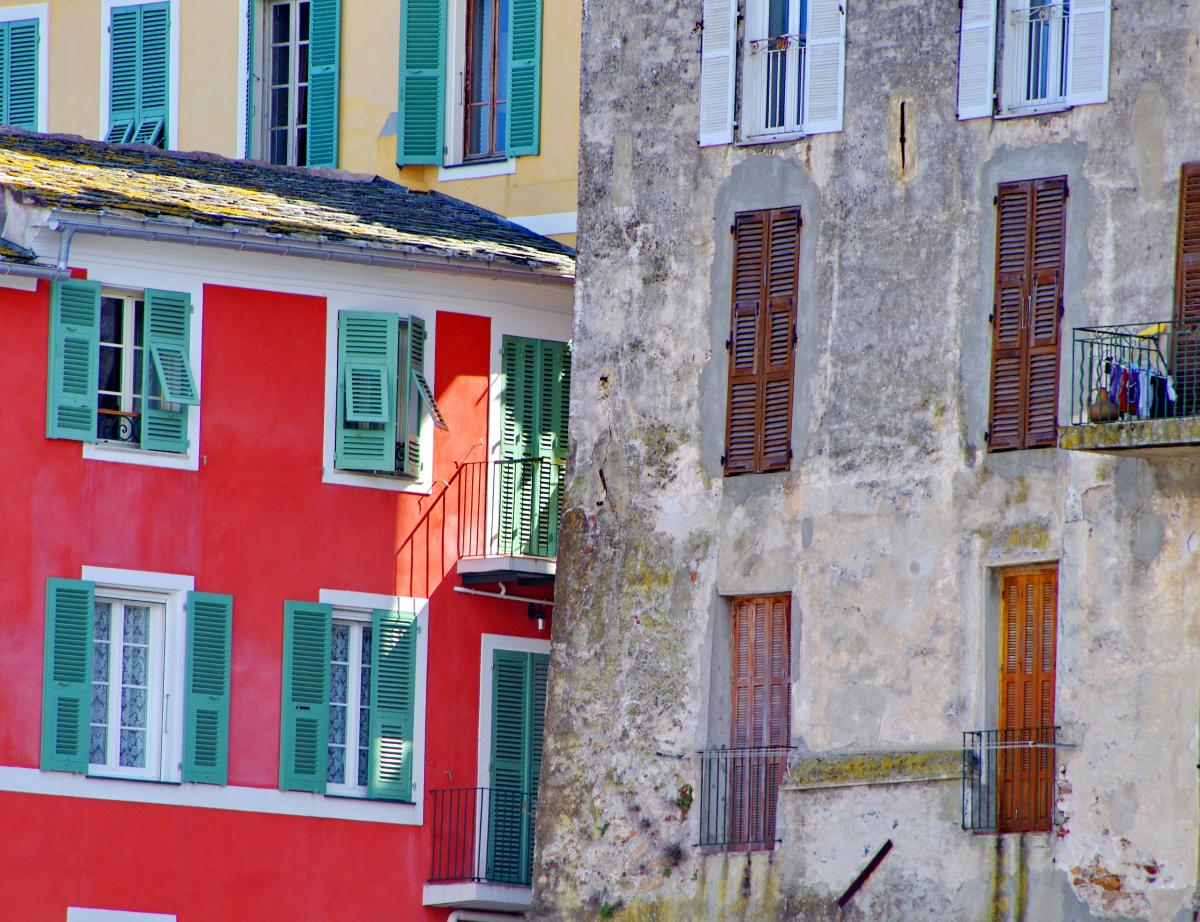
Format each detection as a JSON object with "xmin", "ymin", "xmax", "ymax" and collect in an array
[{"xmin": 0, "ymin": 132, "xmax": 572, "ymax": 922}]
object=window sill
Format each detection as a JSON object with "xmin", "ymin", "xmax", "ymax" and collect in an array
[
  {"xmin": 83, "ymin": 439, "xmax": 198, "ymax": 471},
  {"xmin": 437, "ymin": 158, "xmax": 517, "ymax": 182},
  {"xmin": 994, "ymin": 103, "xmax": 1071, "ymax": 119},
  {"xmin": 323, "ymin": 466, "xmax": 432, "ymax": 494},
  {"xmin": 737, "ymin": 130, "xmax": 807, "ymax": 147}
]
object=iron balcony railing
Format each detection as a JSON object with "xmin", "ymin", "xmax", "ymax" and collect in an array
[
  {"xmin": 962, "ymin": 727, "xmax": 1058, "ymax": 834},
  {"xmin": 428, "ymin": 786, "xmax": 537, "ymax": 887},
  {"xmin": 1070, "ymin": 321, "xmax": 1200, "ymax": 426},
  {"xmin": 458, "ymin": 457, "xmax": 566, "ymax": 561},
  {"xmin": 744, "ymin": 33, "xmax": 808, "ymax": 139},
  {"xmin": 697, "ymin": 746, "xmax": 793, "ymax": 850},
  {"xmin": 1004, "ymin": 1, "xmax": 1068, "ymax": 111}
]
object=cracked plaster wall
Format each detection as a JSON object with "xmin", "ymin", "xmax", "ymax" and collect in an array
[{"xmin": 534, "ymin": 1, "xmax": 1200, "ymax": 919}]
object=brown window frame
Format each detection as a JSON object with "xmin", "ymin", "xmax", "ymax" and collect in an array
[
  {"xmin": 723, "ymin": 207, "xmax": 801, "ymax": 476},
  {"xmin": 463, "ymin": 0, "xmax": 508, "ymax": 162}
]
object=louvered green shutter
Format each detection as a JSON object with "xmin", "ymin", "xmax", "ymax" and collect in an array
[
  {"xmin": 504, "ymin": 0, "xmax": 542, "ymax": 157},
  {"xmin": 41, "ymin": 578, "xmax": 94, "ymax": 774},
  {"xmin": 368, "ymin": 608, "xmax": 417, "ymax": 801},
  {"xmin": 279, "ymin": 601, "xmax": 331, "ymax": 793},
  {"xmin": 183, "ymin": 591, "xmax": 232, "ymax": 785},
  {"xmin": 487, "ymin": 650, "xmax": 548, "ymax": 885},
  {"xmin": 397, "ymin": 0, "xmax": 446, "ymax": 165},
  {"xmin": 0, "ymin": 19, "xmax": 40, "ymax": 131},
  {"xmin": 534, "ymin": 341, "xmax": 569, "ymax": 556},
  {"xmin": 46, "ymin": 280, "xmax": 101, "ymax": 443},
  {"xmin": 108, "ymin": 4, "xmax": 169, "ymax": 147},
  {"xmin": 141, "ymin": 289, "xmax": 195, "ymax": 454},
  {"xmin": 336, "ymin": 311, "xmax": 399, "ymax": 471},
  {"xmin": 307, "ymin": 0, "xmax": 341, "ymax": 167}
]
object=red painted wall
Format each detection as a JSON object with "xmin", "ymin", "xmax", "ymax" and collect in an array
[{"xmin": 0, "ymin": 280, "xmax": 550, "ymax": 920}]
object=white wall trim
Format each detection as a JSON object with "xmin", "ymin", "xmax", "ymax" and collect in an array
[
  {"xmin": 318, "ymin": 588, "xmax": 429, "ymax": 825},
  {"xmin": 321, "ymin": 300, "xmax": 435, "ymax": 493},
  {"xmin": 82, "ymin": 565, "xmax": 193, "ymax": 784},
  {"xmin": 443, "ymin": 0, "xmax": 466, "ymax": 167},
  {"xmin": 236, "ymin": 0, "xmax": 250, "ymax": 159},
  {"xmin": 68, "ymin": 909, "xmax": 177, "ymax": 922},
  {"xmin": 509, "ymin": 211, "xmax": 577, "ymax": 237},
  {"xmin": 80, "ymin": 271, "xmax": 203, "ymax": 471},
  {"xmin": 99, "ymin": 0, "xmax": 181, "ymax": 151},
  {"xmin": 0, "ymin": 4, "xmax": 49, "ymax": 133},
  {"xmin": 437, "ymin": 158, "xmax": 517, "ymax": 182},
  {"xmin": 475, "ymin": 634, "xmax": 550, "ymax": 789}
]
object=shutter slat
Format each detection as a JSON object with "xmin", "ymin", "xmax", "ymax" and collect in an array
[
  {"xmin": 505, "ymin": 0, "xmax": 542, "ymax": 157},
  {"xmin": 397, "ymin": 0, "xmax": 446, "ymax": 165},
  {"xmin": 47, "ymin": 280, "xmax": 101, "ymax": 442},
  {"xmin": 307, "ymin": 0, "xmax": 341, "ymax": 167},
  {"xmin": 184, "ymin": 591, "xmax": 232, "ymax": 785},
  {"xmin": 279, "ymin": 601, "xmax": 331, "ymax": 792},
  {"xmin": 141, "ymin": 289, "xmax": 194, "ymax": 453},
  {"xmin": 41, "ymin": 578, "xmax": 94, "ymax": 773},
  {"xmin": 368, "ymin": 609, "xmax": 417, "ymax": 801},
  {"xmin": 336, "ymin": 311, "xmax": 399, "ymax": 472}
]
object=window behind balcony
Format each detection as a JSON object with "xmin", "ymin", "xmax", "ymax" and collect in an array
[
  {"xmin": 465, "ymin": 0, "xmax": 510, "ymax": 160},
  {"xmin": 987, "ymin": 176, "xmax": 1067, "ymax": 452}
]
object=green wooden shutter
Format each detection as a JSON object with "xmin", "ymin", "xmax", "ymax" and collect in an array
[
  {"xmin": 368, "ymin": 608, "xmax": 417, "ymax": 801},
  {"xmin": 107, "ymin": 6, "xmax": 139, "ymax": 142},
  {"xmin": 487, "ymin": 649, "xmax": 548, "ymax": 885},
  {"xmin": 0, "ymin": 19, "xmax": 40, "ymax": 131},
  {"xmin": 183, "ymin": 591, "xmax": 232, "ymax": 785},
  {"xmin": 397, "ymin": 0, "xmax": 446, "ymax": 165},
  {"xmin": 41, "ymin": 578, "xmax": 94, "ymax": 774},
  {"xmin": 141, "ymin": 289, "xmax": 195, "ymax": 454},
  {"xmin": 46, "ymin": 279, "xmax": 101, "ymax": 443},
  {"xmin": 306, "ymin": 0, "xmax": 341, "ymax": 167},
  {"xmin": 504, "ymin": 0, "xmax": 542, "ymax": 157},
  {"xmin": 533, "ymin": 341, "xmax": 569, "ymax": 556},
  {"xmin": 134, "ymin": 3, "xmax": 170, "ymax": 146},
  {"xmin": 279, "ymin": 601, "xmax": 331, "ymax": 793},
  {"xmin": 336, "ymin": 311, "xmax": 399, "ymax": 472}
]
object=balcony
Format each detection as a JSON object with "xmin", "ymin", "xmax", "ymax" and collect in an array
[
  {"xmin": 423, "ymin": 786, "xmax": 536, "ymax": 912},
  {"xmin": 696, "ymin": 747, "xmax": 793, "ymax": 851},
  {"xmin": 457, "ymin": 458, "xmax": 564, "ymax": 584},
  {"xmin": 962, "ymin": 727, "xmax": 1057, "ymax": 835},
  {"xmin": 1060, "ymin": 322, "xmax": 1200, "ymax": 456}
]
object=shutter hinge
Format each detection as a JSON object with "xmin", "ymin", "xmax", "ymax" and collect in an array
[
  {"xmin": 993, "ymin": 195, "xmax": 999, "ymax": 206},
  {"xmin": 792, "ymin": 330, "xmax": 798, "ymax": 346},
  {"xmin": 984, "ymin": 430, "xmax": 991, "ymax": 443},
  {"xmin": 989, "ymin": 312, "xmax": 994, "ymax": 325},
  {"xmin": 720, "ymin": 454, "xmax": 727, "ymax": 466},
  {"xmin": 725, "ymin": 337, "xmax": 732, "ymax": 351},
  {"xmin": 787, "ymin": 447, "xmax": 794, "ymax": 460},
  {"xmin": 731, "ymin": 224, "xmax": 737, "ymax": 236}
]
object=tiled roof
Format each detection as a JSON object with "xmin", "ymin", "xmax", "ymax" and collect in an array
[{"xmin": 0, "ymin": 129, "xmax": 575, "ymax": 277}]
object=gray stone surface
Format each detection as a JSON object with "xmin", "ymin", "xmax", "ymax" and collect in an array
[{"xmin": 534, "ymin": 1, "xmax": 1200, "ymax": 919}]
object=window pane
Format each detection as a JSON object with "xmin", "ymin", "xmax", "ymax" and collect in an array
[
  {"xmin": 134, "ymin": 300, "xmax": 145, "ymax": 347},
  {"xmin": 270, "ymin": 129, "xmax": 288, "ymax": 165},
  {"xmin": 296, "ymin": 128, "xmax": 308, "ymax": 164},
  {"xmin": 468, "ymin": 106, "xmax": 491, "ymax": 157},
  {"xmin": 299, "ymin": 0, "xmax": 310, "ymax": 41},
  {"xmin": 99, "ymin": 297, "xmax": 123, "ymax": 344},
  {"xmin": 271, "ymin": 45, "xmax": 291, "ymax": 89},
  {"xmin": 119, "ymin": 728, "xmax": 146, "ymax": 768},
  {"xmin": 358, "ymin": 626, "xmax": 372, "ymax": 788},
  {"xmin": 271, "ymin": 2, "xmax": 290, "ymax": 44},
  {"xmin": 98, "ymin": 345, "xmax": 122, "ymax": 395},
  {"xmin": 328, "ymin": 623, "xmax": 349, "ymax": 785},
  {"xmin": 298, "ymin": 44, "xmax": 309, "ymax": 87},
  {"xmin": 495, "ymin": 102, "xmax": 507, "ymax": 152},
  {"xmin": 124, "ymin": 607, "xmax": 148, "ymax": 645},
  {"xmin": 297, "ymin": 84, "xmax": 309, "ymax": 127},
  {"xmin": 768, "ymin": 0, "xmax": 789, "ymax": 37},
  {"xmin": 90, "ymin": 602, "xmax": 112, "ymax": 766}
]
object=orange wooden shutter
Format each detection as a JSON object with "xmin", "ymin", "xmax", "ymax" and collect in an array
[
  {"xmin": 1173, "ymin": 163, "xmax": 1200, "ymax": 412},
  {"xmin": 725, "ymin": 209, "xmax": 800, "ymax": 475},
  {"xmin": 998, "ymin": 567, "xmax": 1057, "ymax": 833},
  {"xmin": 988, "ymin": 178, "xmax": 1066, "ymax": 451}
]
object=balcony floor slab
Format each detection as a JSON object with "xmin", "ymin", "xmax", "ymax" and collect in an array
[
  {"xmin": 422, "ymin": 882, "xmax": 533, "ymax": 911},
  {"xmin": 1059, "ymin": 417, "xmax": 1200, "ymax": 456}
]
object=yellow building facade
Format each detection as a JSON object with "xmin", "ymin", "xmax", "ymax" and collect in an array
[{"xmin": 0, "ymin": 0, "xmax": 579, "ymax": 243}]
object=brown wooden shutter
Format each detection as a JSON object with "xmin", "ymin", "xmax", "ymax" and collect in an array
[
  {"xmin": 998, "ymin": 567, "xmax": 1057, "ymax": 833},
  {"xmin": 1172, "ymin": 163, "xmax": 1200, "ymax": 412},
  {"xmin": 988, "ymin": 177, "xmax": 1066, "ymax": 451},
  {"xmin": 730, "ymin": 595, "xmax": 791, "ymax": 847},
  {"xmin": 725, "ymin": 208, "xmax": 800, "ymax": 475}
]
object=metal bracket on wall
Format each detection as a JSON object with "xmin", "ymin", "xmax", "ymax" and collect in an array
[{"xmin": 837, "ymin": 839, "xmax": 894, "ymax": 909}]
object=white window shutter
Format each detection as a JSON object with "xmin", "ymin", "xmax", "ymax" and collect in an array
[
  {"xmin": 802, "ymin": 0, "xmax": 845, "ymax": 135},
  {"xmin": 698, "ymin": 0, "xmax": 737, "ymax": 147},
  {"xmin": 1066, "ymin": 0, "xmax": 1110, "ymax": 107},
  {"xmin": 957, "ymin": 0, "xmax": 997, "ymax": 119}
]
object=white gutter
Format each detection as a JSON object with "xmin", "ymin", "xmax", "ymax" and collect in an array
[
  {"xmin": 447, "ymin": 911, "xmax": 527, "ymax": 922},
  {"xmin": 48, "ymin": 213, "xmax": 574, "ymax": 286},
  {"xmin": 0, "ymin": 259, "xmax": 70, "ymax": 280}
]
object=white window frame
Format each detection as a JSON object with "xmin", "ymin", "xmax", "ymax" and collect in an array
[
  {"xmin": 95, "ymin": 289, "xmax": 145, "ymax": 449},
  {"xmin": 475, "ymin": 633, "xmax": 549, "ymax": 789},
  {"xmin": 68, "ymin": 910, "xmax": 177, "ymax": 922},
  {"xmin": 320, "ymin": 301, "xmax": 435, "ymax": 494},
  {"xmin": 999, "ymin": 0, "xmax": 1070, "ymax": 116},
  {"xmin": 82, "ymin": 277, "xmax": 202, "ymax": 472},
  {"xmin": 0, "ymin": 4, "xmax": 49, "ymax": 133},
  {"xmin": 259, "ymin": 0, "xmax": 310, "ymax": 166},
  {"xmin": 740, "ymin": 0, "xmax": 809, "ymax": 143},
  {"xmin": 319, "ymin": 588, "xmax": 429, "ymax": 820},
  {"xmin": 99, "ymin": 0, "xmax": 181, "ymax": 151},
  {"xmin": 80, "ymin": 566, "xmax": 192, "ymax": 786},
  {"xmin": 441, "ymin": 0, "xmax": 516, "ymax": 172},
  {"xmin": 326, "ymin": 609, "xmax": 372, "ymax": 798}
]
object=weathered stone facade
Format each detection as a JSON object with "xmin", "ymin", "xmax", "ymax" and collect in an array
[{"xmin": 534, "ymin": 2, "xmax": 1200, "ymax": 920}]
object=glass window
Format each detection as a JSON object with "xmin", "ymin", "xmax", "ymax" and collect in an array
[
  {"xmin": 327, "ymin": 618, "xmax": 372, "ymax": 795},
  {"xmin": 743, "ymin": 0, "xmax": 809, "ymax": 139},
  {"xmin": 465, "ymin": 0, "xmax": 510, "ymax": 160},
  {"xmin": 1006, "ymin": 0, "xmax": 1069, "ymax": 110},
  {"xmin": 265, "ymin": 0, "xmax": 310, "ymax": 166},
  {"xmin": 89, "ymin": 597, "xmax": 167, "ymax": 781},
  {"xmin": 97, "ymin": 295, "xmax": 146, "ymax": 446}
]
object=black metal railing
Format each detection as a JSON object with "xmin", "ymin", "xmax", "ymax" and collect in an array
[
  {"xmin": 697, "ymin": 747, "xmax": 793, "ymax": 849},
  {"xmin": 458, "ymin": 458, "xmax": 566, "ymax": 560},
  {"xmin": 428, "ymin": 786, "xmax": 537, "ymax": 887},
  {"xmin": 962, "ymin": 727, "xmax": 1057, "ymax": 834},
  {"xmin": 1070, "ymin": 321, "xmax": 1200, "ymax": 426}
]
